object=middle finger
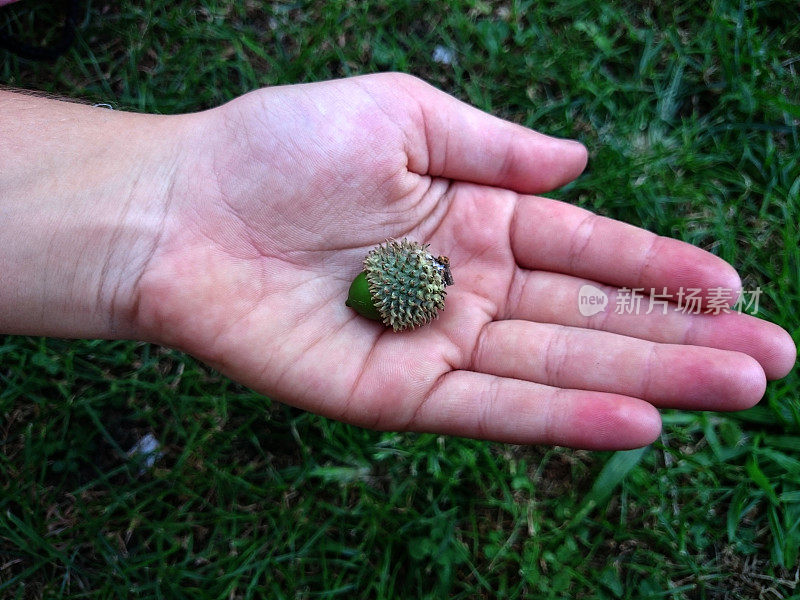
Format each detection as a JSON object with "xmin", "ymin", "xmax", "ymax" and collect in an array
[{"xmin": 470, "ymin": 319, "xmax": 766, "ymax": 410}]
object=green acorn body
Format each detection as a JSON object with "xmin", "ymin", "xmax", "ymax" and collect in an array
[{"xmin": 345, "ymin": 239, "xmax": 453, "ymax": 331}]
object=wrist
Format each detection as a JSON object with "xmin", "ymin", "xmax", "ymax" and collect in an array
[{"xmin": 0, "ymin": 93, "xmax": 189, "ymax": 339}]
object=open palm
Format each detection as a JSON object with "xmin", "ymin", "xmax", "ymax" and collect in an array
[{"xmin": 135, "ymin": 73, "xmax": 795, "ymax": 449}]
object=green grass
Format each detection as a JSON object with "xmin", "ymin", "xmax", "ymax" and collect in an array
[{"xmin": 1, "ymin": 0, "xmax": 799, "ymax": 598}]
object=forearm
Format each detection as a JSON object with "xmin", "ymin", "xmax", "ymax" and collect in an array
[{"xmin": 0, "ymin": 92, "xmax": 185, "ymax": 338}]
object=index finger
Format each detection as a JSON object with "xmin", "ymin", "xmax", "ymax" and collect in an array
[{"xmin": 511, "ymin": 195, "xmax": 742, "ymax": 297}]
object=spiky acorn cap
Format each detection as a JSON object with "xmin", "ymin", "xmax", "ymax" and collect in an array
[{"xmin": 352, "ymin": 239, "xmax": 453, "ymax": 331}]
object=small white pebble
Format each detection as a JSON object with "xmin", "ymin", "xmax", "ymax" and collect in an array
[
  {"xmin": 432, "ymin": 45, "xmax": 455, "ymax": 65},
  {"xmin": 127, "ymin": 433, "xmax": 164, "ymax": 473}
]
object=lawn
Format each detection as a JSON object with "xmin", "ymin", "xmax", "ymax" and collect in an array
[{"xmin": 1, "ymin": 1, "xmax": 798, "ymax": 598}]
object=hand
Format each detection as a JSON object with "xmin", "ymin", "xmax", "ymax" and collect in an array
[
  {"xmin": 3, "ymin": 75, "xmax": 792, "ymax": 449},
  {"xmin": 125, "ymin": 73, "xmax": 794, "ymax": 449}
]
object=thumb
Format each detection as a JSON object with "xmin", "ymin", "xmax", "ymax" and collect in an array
[{"xmin": 387, "ymin": 73, "xmax": 588, "ymax": 194}]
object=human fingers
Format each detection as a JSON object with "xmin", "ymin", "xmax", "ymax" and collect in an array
[
  {"xmin": 505, "ymin": 270, "xmax": 797, "ymax": 380},
  {"xmin": 470, "ymin": 320, "xmax": 766, "ymax": 411},
  {"xmin": 388, "ymin": 74, "xmax": 588, "ymax": 193},
  {"xmin": 510, "ymin": 195, "xmax": 742, "ymax": 298},
  {"xmin": 411, "ymin": 370, "xmax": 661, "ymax": 450}
]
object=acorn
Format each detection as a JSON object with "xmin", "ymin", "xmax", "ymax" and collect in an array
[{"xmin": 345, "ymin": 239, "xmax": 454, "ymax": 331}]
